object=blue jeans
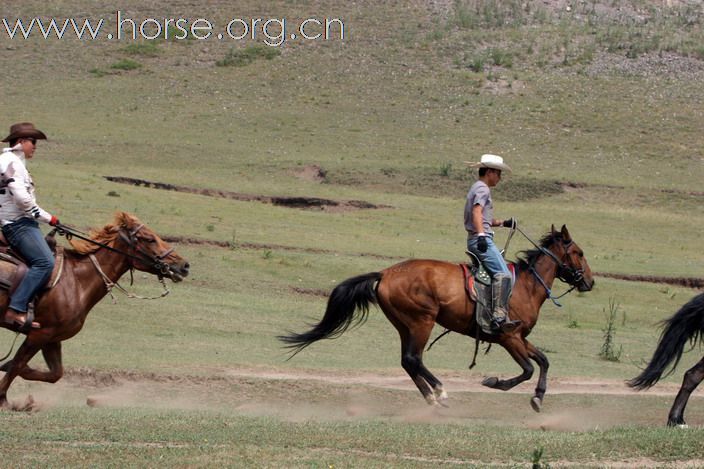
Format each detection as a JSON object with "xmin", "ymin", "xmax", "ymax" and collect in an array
[
  {"xmin": 467, "ymin": 234, "xmax": 510, "ymax": 277},
  {"xmin": 2, "ymin": 218, "xmax": 55, "ymax": 313}
]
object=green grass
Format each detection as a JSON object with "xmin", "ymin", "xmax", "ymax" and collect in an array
[
  {"xmin": 109, "ymin": 58, "xmax": 142, "ymax": 70},
  {"xmin": 1, "ymin": 397, "xmax": 704, "ymax": 467},
  {"xmin": 122, "ymin": 42, "xmax": 161, "ymax": 57},
  {"xmin": 216, "ymin": 45, "xmax": 281, "ymax": 67},
  {"xmin": 0, "ymin": 0, "xmax": 703, "ymax": 466}
]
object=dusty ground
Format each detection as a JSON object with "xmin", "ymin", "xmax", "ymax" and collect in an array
[{"xmin": 8, "ymin": 365, "xmax": 702, "ymax": 431}]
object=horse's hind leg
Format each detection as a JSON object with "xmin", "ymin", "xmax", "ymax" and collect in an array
[
  {"xmin": 668, "ymin": 356, "xmax": 704, "ymax": 427},
  {"xmin": 16, "ymin": 342, "xmax": 63, "ymax": 383},
  {"xmin": 399, "ymin": 325, "xmax": 446, "ymax": 405},
  {"xmin": 0, "ymin": 341, "xmax": 41, "ymax": 408}
]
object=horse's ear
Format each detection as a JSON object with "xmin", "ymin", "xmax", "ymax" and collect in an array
[
  {"xmin": 551, "ymin": 224, "xmax": 557, "ymax": 236},
  {"xmin": 561, "ymin": 224, "xmax": 572, "ymax": 242}
]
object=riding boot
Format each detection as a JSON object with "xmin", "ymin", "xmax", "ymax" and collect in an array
[{"xmin": 490, "ymin": 273, "xmax": 521, "ymax": 333}]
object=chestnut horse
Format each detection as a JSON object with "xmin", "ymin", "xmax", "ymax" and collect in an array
[
  {"xmin": 0, "ymin": 212, "xmax": 189, "ymax": 408},
  {"xmin": 280, "ymin": 225, "xmax": 593, "ymax": 411},
  {"xmin": 628, "ymin": 292, "xmax": 704, "ymax": 427}
]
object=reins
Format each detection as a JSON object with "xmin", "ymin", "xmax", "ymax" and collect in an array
[
  {"xmin": 54, "ymin": 225, "xmax": 172, "ymax": 275},
  {"xmin": 53, "ymin": 224, "xmax": 171, "ymax": 301},
  {"xmin": 514, "ymin": 225, "xmax": 583, "ymax": 307}
]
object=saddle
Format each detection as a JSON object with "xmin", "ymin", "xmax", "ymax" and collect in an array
[
  {"xmin": 0, "ymin": 231, "xmax": 64, "ymax": 312},
  {"xmin": 460, "ymin": 251, "xmax": 515, "ymax": 334}
]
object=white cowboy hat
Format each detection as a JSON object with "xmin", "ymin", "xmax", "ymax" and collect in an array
[{"xmin": 465, "ymin": 154, "xmax": 512, "ymax": 173}]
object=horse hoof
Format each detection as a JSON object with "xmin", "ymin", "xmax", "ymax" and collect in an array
[
  {"xmin": 530, "ymin": 397, "xmax": 542, "ymax": 413},
  {"xmin": 481, "ymin": 377, "xmax": 499, "ymax": 388}
]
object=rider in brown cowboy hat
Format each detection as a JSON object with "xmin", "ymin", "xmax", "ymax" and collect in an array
[{"xmin": 0, "ymin": 123, "xmax": 61, "ymax": 332}]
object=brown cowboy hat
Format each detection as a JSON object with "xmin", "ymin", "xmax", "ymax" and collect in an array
[{"xmin": 2, "ymin": 122, "xmax": 47, "ymax": 142}]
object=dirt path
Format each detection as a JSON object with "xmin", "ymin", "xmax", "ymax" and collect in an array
[{"xmin": 9, "ymin": 365, "xmax": 703, "ymax": 433}]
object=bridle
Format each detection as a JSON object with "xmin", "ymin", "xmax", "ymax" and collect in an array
[
  {"xmin": 514, "ymin": 225, "xmax": 585, "ymax": 307},
  {"xmin": 52, "ymin": 223, "xmax": 176, "ymax": 301},
  {"xmin": 55, "ymin": 223, "xmax": 175, "ymax": 277},
  {"xmin": 117, "ymin": 224, "xmax": 175, "ymax": 276}
]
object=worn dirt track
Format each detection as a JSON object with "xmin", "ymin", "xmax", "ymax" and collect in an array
[{"xmin": 13, "ymin": 365, "xmax": 696, "ymax": 409}]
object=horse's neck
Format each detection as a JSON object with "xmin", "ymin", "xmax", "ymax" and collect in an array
[
  {"xmin": 65, "ymin": 248, "xmax": 132, "ymax": 310},
  {"xmin": 90, "ymin": 247, "xmax": 131, "ymax": 283},
  {"xmin": 517, "ymin": 255, "xmax": 558, "ymax": 311}
]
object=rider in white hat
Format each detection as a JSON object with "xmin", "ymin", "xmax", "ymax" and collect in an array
[{"xmin": 464, "ymin": 154, "xmax": 521, "ymax": 333}]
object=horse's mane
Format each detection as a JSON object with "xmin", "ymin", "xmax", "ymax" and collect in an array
[
  {"xmin": 514, "ymin": 231, "xmax": 565, "ymax": 271},
  {"xmin": 66, "ymin": 211, "xmax": 142, "ymax": 255}
]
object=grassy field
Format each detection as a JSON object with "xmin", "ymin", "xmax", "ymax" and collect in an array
[{"xmin": 0, "ymin": 0, "xmax": 703, "ymax": 467}]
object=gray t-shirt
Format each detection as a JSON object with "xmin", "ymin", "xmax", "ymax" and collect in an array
[{"xmin": 464, "ymin": 180, "xmax": 493, "ymax": 236}]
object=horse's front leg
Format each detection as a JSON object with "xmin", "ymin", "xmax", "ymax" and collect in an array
[
  {"xmin": 525, "ymin": 340, "xmax": 549, "ymax": 412},
  {"xmin": 16, "ymin": 342, "xmax": 63, "ymax": 383},
  {"xmin": 481, "ymin": 335, "xmax": 533, "ymax": 392},
  {"xmin": 0, "ymin": 341, "xmax": 41, "ymax": 408}
]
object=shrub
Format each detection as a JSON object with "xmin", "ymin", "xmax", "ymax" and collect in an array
[
  {"xmin": 216, "ymin": 45, "xmax": 281, "ymax": 67},
  {"xmin": 111, "ymin": 59, "xmax": 142, "ymax": 70},
  {"xmin": 123, "ymin": 42, "xmax": 161, "ymax": 57}
]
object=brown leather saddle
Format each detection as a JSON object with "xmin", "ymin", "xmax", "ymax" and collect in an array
[{"xmin": 0, "ymin": 230, "xmax": 63, "ymax": 301}]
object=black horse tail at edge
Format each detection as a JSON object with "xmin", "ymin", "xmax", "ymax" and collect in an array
[
  {"xmin": 278, "ymin": 272, "xmax": 382, "ymax": 358},
  {"xmin": 628, "ymin": 293, "xmax": 704, "ymax": 390}
]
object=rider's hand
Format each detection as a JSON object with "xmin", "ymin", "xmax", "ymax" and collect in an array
[
  {"xmin": 502, "ymin": 218, "xmax": 516, "ymax": 228},
  {"xmin": 49, "ymin": 215, "xmax": 60, "ymax": 226},
  {"xmin": 477, "ymin": 235, "xmax": 488, "ymax": 253}
]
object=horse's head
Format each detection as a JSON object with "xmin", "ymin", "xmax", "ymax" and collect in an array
[
  {"xmin": 115, "ymin": 213, "xmax": 190, "ymax": 282},
  {"xmin": 548, "ymin": 224, "xmax": 594, "ymax": 292}
]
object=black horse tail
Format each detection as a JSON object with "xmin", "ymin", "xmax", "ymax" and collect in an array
[
  {"xmin": 278, "ymin": 272, "xmax": 382, "ymax": 357},
  {"xmin": 628, "ymin": 293, "xmax": 704, "ymax": 390}
]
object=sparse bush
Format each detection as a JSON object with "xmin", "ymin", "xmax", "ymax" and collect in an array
[
  {"xmin": 439, "ymin": 163, "xmax": 452, "ymax": 177},
  {"xmin": 532, "ymin": 446, "xmax": 551, "ymax": 469},
  {"xmin": 106, "ymin": 191, "xmax": 120, "ymax": 197},
  {"xmin": 489, "ymin": 48, "xmax": 513, "ymax": 68},
  {"xmin": 123, "ymin": 42, "xmax": 161, "ymax": 57},
  {"xmin": 216, "ymin": 45, "xmax": 281, "ymax": 67},
  {"xmin": 600, "ymin": 297, "xmax": 623, "ymax": 362},
  {"xmin": 89, "ymin": 68, "xmax": 107, "ymax": 77},
  {"xmin": 111, "ymin": 59, "xmax": 141, "ymax": 70},
  {"xmin": 468, "ymin": 55, "xmax": 485, "ymax": 72}
]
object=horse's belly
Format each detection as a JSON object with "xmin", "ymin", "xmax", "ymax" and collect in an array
[{"xmin": 436, "ymin": 301, "xmax": 474, "ymax": 334}]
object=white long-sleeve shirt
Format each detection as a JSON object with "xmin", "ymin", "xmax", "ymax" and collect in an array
[{"xmin": 0, "ymin": 147, "xmax": 53, "ymax": 225}]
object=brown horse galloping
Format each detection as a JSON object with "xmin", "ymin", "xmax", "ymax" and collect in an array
[
  {"xmin": 0, "ymin": 212, "xmax": 189, "ymax": 408},
  {"xmin": 280, "ymin": 225, "xmax": 593, "ymax": 411}
]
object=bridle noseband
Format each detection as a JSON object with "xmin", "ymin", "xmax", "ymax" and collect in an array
[
  {"xmin": 552, "ymin": 241, "xmax": 585, "ymax": 287},
  {"xmin": 117, "ymin": 224, "xmax": 175, "ymax": 276}
]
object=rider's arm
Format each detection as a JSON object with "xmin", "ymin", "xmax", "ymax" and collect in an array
[
  {"xmin": 472, "ymin": 204, "xmax": 485, "ymax": 235},
  {"xmin": 5, "ymin": 159, "xmax": 54, "ymax": 224}
]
